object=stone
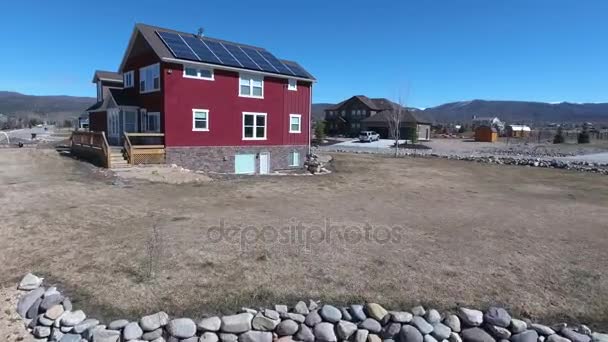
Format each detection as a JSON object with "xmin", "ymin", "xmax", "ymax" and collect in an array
[
  {"xmin": 183, "ymin": 338, "xmax": 199, "ymax": 342},
  {"xmin": 390, "ymin": 311, "xmax": 413, "ymax": 323},
  {"xmin": 277, "ymin": 337, "xmax": 296, "ymax": 342},
  {"xmin": 59, "ymin": 333, "xmax": 82, "ymax": 342},
  {"xmin": 84, "ymin": 325, "xmax": 106, "ymax": 340},
  {"xmin": 200, "ymin": 332, "xmax": 220, "ymax": 342},
  {"xmin": 461, "ymin": 327, "xmax": 495, "ymax": 342},
  {"xmin": 295, "ymin": 323, "xmax": 315, "ymax": 342},
  {"xmin": 350, "ymin": 305, "xmax": 367, "ymax": 322},
  {"xmin": 142, "ymin": 328, "xmax": 163, "ymax": 341},
  {"xmin": 359, "ymin": 318, "xmax": 382, "ymax": 333},
  {"xmin": 425, "ymin": 310, "xmax": 442, "ymax": 324},
  {"xmin": 561, "ymin": 328, "xmax": 591, "ymax": 342},
  {"xmin": 592, "ymin": 333, "xmax": 608, "ymax": 342},
  {"xmin": 458, "ymin": 308, "xmax": 483, "ymax": 327},
  {"xmin": 74, "ymin": 318, "xmax": 100, "ymax": 334},
  {"xmin": 510, "ymin": 319, "xmax": 528, "ymax": 334},
  {"xmin": 263, "ymin": 309, "xmax": 280, "ymax": 320},
  {"xmin": 412, "ymin": 316, "xmax": 434, "ymax": 335},
  {"xmin": 140, "ymin": 312, "xmax": 169, "ymax": 331},
  {"xmin": 167, "ymin": 318, "xmax": 196, "ymax": 338},
  {"xmin": 486, "ymin": 325, "xmax": 511, "ymax": 339},
  {"xmin": 50, "ymin": 327, "xmax": 65, "ymax": 341},
  {"xmin": 444, "ymin": 315, "xmax": 461, "ymax": 333},
  {"xmin": 62, "ymin": 298, "xmax": 72, "ymax": 312},
  {"xmin": 33, "ymin": 325, "xmax": 52, "ymax": 338},
  {"xmin": 26, "ymin": 297, "xmax": 42, "ymax": 319},
  {"xmin": 412, "ymin": 306, "xmax": 426, "ymax": 316},
  {"xmin": 532, "ymin": 324, "xmax": 556, "ymax": 336},
  {"xmin": 356, "ymin": 329, "xmax": 370, "ymax": 342},
  {"xmin": 580, "ymin": 326, "xmax": 592, "ymax": 337},
  {"xmin": 108, "ymin": 319, "xmax": 129, "ymax": 330},
  {"xmin": 252, "ymin": 313, "xmax": 280, "ymax": 331},
  {"xmin": 17, "ymin": 287, "xmax": 45, "ymax": 317},
  {"xmin": 425, "ymin": 334, "xmax": 439, "ymax": 342},
  {"xmin": 314, "ymin": 322, "xmax": 337, "ymax": 342},
  {"xmin": 337, "ymin": 320, "xmax": 358, "ymax": 339},
  {"xmin": 431, "ymin": 323, "xmax": 451, "ymax": 340},
  {"xmin": 220, "ymin": 333, "xmax": 239, "ymax": 342},
  {"xmin": 44, "ymin": 287, "xmax": 60, "ymax": 297},
  {"xmin": 39, "ymin": 314, "xmax": 54, "ymax": 326},
  {"xmin": 92, "ymin": 329, "xmax": 121, "ymax": 342},
  {"xmin": 308, "ymin": 300, "xmax": 319, "ymax": 311},
  {"xmin": 368, "ymin": 334, "xmax": 382, "ymax": 342},
  {"xmin": 294, "ymin": 301, "xmax": 309, "ymax": 315},
  {"xmin": 304, "ymin": 310, "xmax": 322, "ymax": 327},
  {"xmin": 239, "ymin": 331, "xmax": 273, "ymax": 342},
  {"xmin": 221, "ymin": 313, "xmax": 253, "ymax": 334},
  {"xmin": 450, "ymin": 332, "xmax": 463, "ymax": 342},
  {"xmin": 483, "ymin": 308, "xmax": 511, "ymax": 328},
  {"xmin": 552, "ymin": 324, "xmax": 567, "ymax": 334},
  {"xmin": 151, "ymin": 337, "xmax": 166, "ymax": 342},
  {"xmin": 400, "ymin": 325, "xmax": 424, "ymax": 342},
  {"xmin": 199, "ymin": 316, "xmax": 222, "ymax": 332},
  {"xmin": 288, "ymin": 313, "xmax": 306, "ymax": 323},
  {"xmin": 366, "ymin": 303, "xmax": 389, "ymax": 321},
  {"xmin": 381, "ymin": 323, "xmax": 402, "ymax": 339},
  {"xmin": 123, "ymin": 322, "xmax": 144, "ymax": 340},
  {"xmin": 319, "ymin": 305, "xmax": 342, "ymax": 323},
  {"xmin": 41, "ymin": 293, "xmax": 65, "ymax": 311},
  {"xmin": 61, "ymin": 310, "xmax": 86, "ymax": 326},
  {"xmin": 511, "ymin": 330, "xmax": 539, "ymax": 342},
  {"xmin": 18, "ymin": 273, "xmax": 44, "ymax": 290},
  {"xmin": 275, "ymin": 305, "xmax": 289, "ymax": 313},
  {"xmin": 60, "ymin": 325, "xmax": 73, "ymax": 333},
  {"xmin": 341, "ymin": 307, "xmax": 353, "ymax": 321},
  {"xmin": 277, "ymin": 320, "xmax": 299, "ymax": 336},
  {"xmin": 547, "ymin": 335, "xmax": 571, "ymax": 342},
  {"xmin": 46, "ymin": 304, "xmax": 65, "ymax": 320}
]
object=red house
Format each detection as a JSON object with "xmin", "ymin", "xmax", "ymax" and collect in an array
[{"xmin": 86, "ymin": 23, "xmax": 315, "ymax": 174}]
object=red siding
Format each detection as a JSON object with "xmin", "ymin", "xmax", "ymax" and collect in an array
[
  {"xmin": 89, "ymin": 111, "xmax": 107, "ymax": 132},
  {"xmin": 163, "ymin": 64, "xmax": 311, "ymax": 147}
]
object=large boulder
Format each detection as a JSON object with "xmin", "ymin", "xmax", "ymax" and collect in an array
[
  {"xmin": 61, "ymin": 310, "xmax": 86, "ymax": 326},
  {"xmin": 40, "ymin": 294, "xmax": 64, "ymax": 311},
  {"xmin": 18, "ymin": 273, "xmax": 44, "ymax": 290},
  {"xmin": 313, "ymin": 322, "xmax": 337, "ymax": 342},
  {"xmin": 458, "ymin": 308, "xmax": 483, "ymax": 327},
  {"xmin": 294, "ymin": 301, "xmax": 310, "ymax": 315},
  {"xmin": 252, "ymin": 313, "xmax": 280, "ymax": 331},
  {"xmin": 304, "ymin": 310, "xmax": 322, "ymax": 327},
  {"xmin": 412, "ymin": 316, "xmax": 434, "ymax": 334},
  {"xmin": 122, "ymin": 322, "xmax": 144, "ymax": 340},
  {"xmin": 461, "ymin": 327, "xmax": 495, "ymax": 342},
  {"xmin": 390, "ymin": 311, "xmax": 413, "ymax": 323},
  {"xmin": 511, "ymin": 330, "xmax": 539, "ymax": 342},
  {"xmin": 425, "ymin": 309, "xmax": 441, "ymax": 324},
  {"xmin": 561, "ymin": 328, "xmax": 591, "ymax": 342},
  {"xmin": 359, "ymin": 318, "xmax": 382, "ymax": 333},
  {"xmin": 295, "ymin": 324, "xmax": 315, "ymax": 342},
  {"xmin": 431, "ymin": 323, "xmax": 452, "ymax": 340},
  {"xmin": 483, "ymin": 308, "xmax": 511, "ymax": 328},
  {"xmin": 167, "ymin": 318, "xmax": 197, "ymax": 339},
  {"xmin": 45, "ymin": 304, "xmax": 65, "ymax": 320},
  {"xmin": 400, "ymin": 324, "xmax": 423, "ymax": 342},
  {"xmin": 319, "ymin": 305, "xmax": 342, "ymax": 323},
  {"xmin": 444, "ymin": 315, "xmax": 461, "ymax": 333},
  {"xmin": 221, "ymin": 313, "xmax": 253, "ymax": 334},
  {"xmin": 337, "ymin": 320, "xmax": 358, "ymax": 340},
  {"xmin": 276, "ymin": 320, "xmax": 299, "ymax": 336},
  {"xmin": 365, "ymin": 303, "xmax": 389, "ymax": 321},
  {"xmin": 17, "ymin": 287, "xmax": 45, "ymax": 317},
  {"xmin": 199, "ymin": 316, "xmax": 222, "ymax": 332},
  {"xmin": 73, "ymin": 319, "xmax": 100, "ymax": 334},
  {"xmin": 350, "ymin": 305, "xmax": 367, "ymax": 322},
  {"xmin": 140, "ymin": 311, "xmax": 169, "ymax": 331},
  {"xmin": 509, "ymin": 319, "xmax": 527, "ymax": 334},
  {"xmin": 91, "ymin": 329, "xmax": 121, "ymax": 342},
  {"xmin": 201, "ymin": 332, "xmax": 220, "ymax": 342},
  {"xmin": 239, "ymin": 331, "xmax": 273, "ymax": 342}
]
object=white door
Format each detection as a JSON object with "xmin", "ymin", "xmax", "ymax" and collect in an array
[{"xmin": 259, "ymin": 152, "xmax": 270, "ymax": 174}]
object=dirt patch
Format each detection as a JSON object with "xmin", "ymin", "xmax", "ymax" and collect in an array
[
  {"xmin": 113, "ymin": 165, "xmax": 213, "ymax": 184},
  {"xmin": 1, "ymin": 149, "xmax": 607, "ymax": 329},
  {"xmin": 0, "ymin": 287, "xmax": 37, "ymax": 342}
]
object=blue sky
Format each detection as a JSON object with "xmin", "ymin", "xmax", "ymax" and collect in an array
[{"xmin": 0, "ymin": 0, "xmax": 606, "ymax": 108}]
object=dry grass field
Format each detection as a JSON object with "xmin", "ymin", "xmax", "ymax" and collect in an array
[{"xmin": 1, "ymin": 148, "xmax": 607, "ymax": 328}]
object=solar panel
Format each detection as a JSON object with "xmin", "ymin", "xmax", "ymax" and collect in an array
[
  {"xmin": 203, "ymin": 40, "xmax": 243, "ymax": 68},
  {"xmin": 257, "ymin": 50, "xmax": 296, "ymax": 76},
  {"xmin": 283, "ymin": 62, "xmax": 310, "ymax": 78},
  {"xmin": 157, "ymin": 32, "xmax": 199, "ymax": 61},
  {"xmin": 180, "ymin": 35, "xmax": 222, "ymax": 64},
  {"xmin": 240, "ymin": 47, "xmax": 278, "ymax": 73},
  {"xmin": 222, "ymin": 44, "xmax": 261, "ymax": 70}
]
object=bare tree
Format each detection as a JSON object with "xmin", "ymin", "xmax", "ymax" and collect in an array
[{"xmin": 386, "ymin": 96, "xmax": 406, "ymax": 157}]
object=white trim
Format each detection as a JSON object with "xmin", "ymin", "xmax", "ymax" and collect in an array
[
  {"xmin": 288, "ymin": 150, "xmax": 300, "ymax": 167},
  {"xmin": 123, "ymin": 71, "xmax": 134, "ymax": 88},
  {"xmin": 192, "ymin": 109, "xmax": 210, "ymax": 131},
  {"xmin": 242, "ymin": 112, "xmax": 267, "ymax": 140},
  {"xmin": 97, "ymin": 78, "xmax": 124, "ymax": 83},
  {"xmin": 162, "ymin": 57, "xmax": 316, "ymax": 83},
  {"xmin": 183, "ymin": 65, "xmax": 214, "ymax": 81},
  {"xmin": 289, "ymin": 114, "xmax": 302, "ymax": 133},
  {"xmin": 239, "ymin": 73, "xmax": 264, "ymax": 99},
  {"xmin": 288, "ymin": 78, "xmax": 297, "ymax": 91}
]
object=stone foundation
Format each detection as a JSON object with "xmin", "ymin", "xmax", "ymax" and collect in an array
[{"xmin": 166, "ymin": 145, "xmax": 309, "ymax": 174}]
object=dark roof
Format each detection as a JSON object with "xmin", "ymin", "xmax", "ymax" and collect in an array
[
  {"xmin": 325, "ymin": 96, "xmax": 386, "ymax": 111},
  {"xmin": 361, "ymin": 108, "xmax": 419, "ymax": 124},
  {"xmin": 93, "ymin": 70, "xmax": 123, "ymax": 83},
  {"xmin": 109, "ymin": 89, "xmax": 138, "ymax": 107},
  {"xmin": 121, "ymin": 23, "xmax": 314, "ymax": 80},
  {"xmin": 327, "ymin": 95, "xmax": 434, "ymax": 124},
  {"xmin": 85, "ymin": 101, "xmax": 104, "ymax": 112}
]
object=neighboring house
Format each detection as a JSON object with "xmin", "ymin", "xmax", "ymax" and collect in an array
[
  {"xmin": 324, "ymin": 96, "xmax": 433, "ymax": 141},
  {"xmin": 472, "ymin": 116, "xmax": 504, "ymax": 132},
  {"xmin": 78, "ymin": 115, "xmax": 89, "ymax": 130},
  {"xmin": 86, "ymin": 23, "xmax": 315, "ymax": 174},
  {"xmin": 505, "ymin": 124, "xmax": 531, "ymax": 138},
  {"xmin": 475, "ymin": 126, "xmax": 498, "ymax": 142}
]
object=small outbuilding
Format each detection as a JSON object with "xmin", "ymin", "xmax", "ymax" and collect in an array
[
  {"xmin": 505, "ymin": 125, "xmax": 531, "ymax": 138},
  {"xmin": 475, "ymin": 126, "xmax": 498, "ymax": 142}
]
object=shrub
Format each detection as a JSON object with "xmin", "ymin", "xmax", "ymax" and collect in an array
[
  {"xmin": 578, "ymin": 131, "xmax": 590, "ymax": 144},
  {"xmin": 553, "ymin": 127, "xmax": 565, "ymax": 144},
  {"xmin": 314, "ymin": 121, "xmax": 326, "ymax": 142}
]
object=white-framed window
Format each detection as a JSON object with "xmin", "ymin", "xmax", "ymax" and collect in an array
[
  {"xmin": 289, "ymin": 151, "xmax": 300, "ymax": 166},
  {"xmin": 193, "ymin": 109, "xmax": 209, "ymax": 131},
  {"xmin": 242, "ymin": 112, "xmax": 267, "ymax": 140},
  {"xmin": 96, "ymin": 81, "xmax": 103, "ymax": 101},
  {"xmin": 183, "ymin": 66, "xmax": 214, "ymax": 80},
  {"xmin": 142, "ymin": 111, "xmax": 161, "ymax": 132},
  {"xmin": 289, "ymin": 114, "xmax": 301, "ymax": 133},
  {"xmin": 139, "ymin": 63, "xmax": 160, "ymax": 93},
  {"xmin": 287, "ymin": 78, "xmax": 297, "ymax": 91},
  {"xmin": 123, "ymin": 71, "xmax": 134, "ymax": 88},
  {"xmin": 108, "ymin": 109, "xmax": 119, "ymax": 137},
  {"xmin": 239, "ymin": 74, "xmax": 263, "ymax": 98}
]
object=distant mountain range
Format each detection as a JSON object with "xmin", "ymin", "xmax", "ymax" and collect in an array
[
  {"xmin": 313, "ymin": 100, "xmax": 608, "ymax": 125},
  {"xmin": 0, "ymin": 91, "xmax": 95, "ymax": 121}
]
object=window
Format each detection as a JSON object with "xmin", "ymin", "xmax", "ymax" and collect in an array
[
  {"xmin": 239, "ymin": 74, "xmax": 263, "ymax": 98},
  {"xmin": 289, "ymin": 114, "xmax": 301, "ymax": 133},
  {"xmin": 287, "ymin": 78, "xmax": 297, "ymax": 91},
  {"xmin": 193, "ymin": 109, "xmax": 209, "ymax": 131},
  {"xmin": 123, "ymin": 71, "xmax": 134, "ymax": 88},
  {"xmin": 142, "ymin": 111, "xmax": 161, "ymax": 132},
  {"xmin": 108, "ymin": 110, "xmax": 119, "ymax": 137},
  {"xmin": 183, "ymin": 66, "xmax": 214, "ymax": 80},
  {"xmin": 243, "ymin": 112, "xmax": 267, "ymax": 140},
  {"xmin": 351, "ymin": 110, "xmax": 356, "ymax": 116},
  {"xmin": 139, "ymin": 63, "xmax": 160, "ymax": 93},
  {"xmin": 289, "ymin": 151, "xmax": 300, "ymax": 167},
  {"xmin": 341, "ymin": 110, "xmax": 346, "ymax": 116},
  {"xmin": 96, "ymin": 81, "xmax": 103, "ymax": 101}
]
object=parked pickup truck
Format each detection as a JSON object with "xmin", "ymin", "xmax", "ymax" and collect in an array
[{"xmin": 359, "ymin": 131, "xmax": 380, "ymax": 142}]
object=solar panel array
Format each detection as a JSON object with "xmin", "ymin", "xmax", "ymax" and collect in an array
[{"xmin": 157, "ymin": 31, "xmax": 311, "ymax": 79}]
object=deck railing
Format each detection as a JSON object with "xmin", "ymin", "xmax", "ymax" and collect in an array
[
  {"xmin": 70, "ymin": 131, "xmax": 111, "ymax": 168},
  {"xmin": 123, "ymin": 132, "xmax": 165, "ymax": 165}
]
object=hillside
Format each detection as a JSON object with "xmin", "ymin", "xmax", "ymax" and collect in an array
[{"xmin": 0, "ymin": 91, "xmax": 96, "ymax": 121}]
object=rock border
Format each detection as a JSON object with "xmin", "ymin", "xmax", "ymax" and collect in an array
[{"xmin": 15, "ymin": 273, "xmax": 608, "ymax": 342}]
